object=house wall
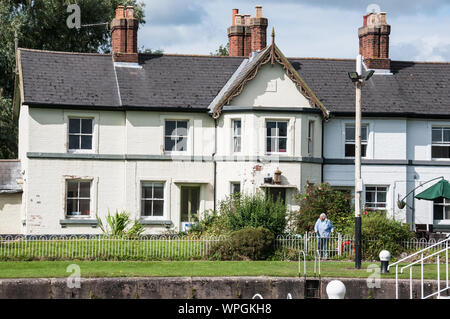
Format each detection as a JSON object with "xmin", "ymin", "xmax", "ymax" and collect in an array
[
  {"xmin": 0, "ymin": 193, "xmax": 22, "ymax": 234},
  {"xmin": 324, "ymin": 117, "xmax": 450, "ymax": 229}
]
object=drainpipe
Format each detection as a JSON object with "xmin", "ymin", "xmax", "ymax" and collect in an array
[
  {"xmin": 213, "ymin": 118, "xmax": 217, "ymax": 212},
  {"xmin": 321, "ymin": 117, "xmax": 325, "ymax": 184}
]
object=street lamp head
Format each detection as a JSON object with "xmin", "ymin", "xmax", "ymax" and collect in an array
[
  {"xmin": 364, "ymin": 70, "xmax": 375, "ymax": 81},
  {"xmin": 348, "ymin": 72, "xmax": 360, "ymax": 83}
]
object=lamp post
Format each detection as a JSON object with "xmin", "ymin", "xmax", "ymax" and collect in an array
[{"xmin": 348, "ymin": 55, "xmax": 374, "ymax": 269}]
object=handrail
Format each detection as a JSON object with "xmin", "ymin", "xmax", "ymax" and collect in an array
[
  {"xmin": 298, "ymin": 250, "xmax": 306, "ymax": 277},
  {"xmin": 400, "ymin": 246, "xmax": 448, "ymax": 272},
  {"xmin": 388, "ymin": 236, "xmax": 450, "ymax": 270},
  {"xmin": 314, "ymin": 250, "xmax": 321, "ymax": 277},
  {"xmin": 393, "ymin": 239, "xmax": 449, "ymax": 299}
]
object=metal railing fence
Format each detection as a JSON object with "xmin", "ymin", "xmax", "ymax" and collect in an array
[{"xmin": 0, "ymin": 233, "xmax": 444, "ymax": 261}]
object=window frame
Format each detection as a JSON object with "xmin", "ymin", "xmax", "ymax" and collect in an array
[
  {"xmin": 231, "ymin": 119, "xmax": 242, "ymax": 154},
  {"xmin": 265, "ymin": 120, "xmax": 289, "ymax": 155},
  {"xmin": 67, "ymin": 117, "xmax": 95, "ymax": 153},
  {"xmin": 345, "ymin": 123, "xmax": 368, "ymax": 158},
  {"xmin": 307, "ymin": 120, "xmax": 314, "ymax": 157},
  {"xmin": 431, "ymin": 126, "xmax": 450, "ymax": 160},
  {"xmin": 364, "ymin": 185, "xmax": 388, "ymax": 211},
  {"xmin": 164, "ymin": 119, "xmax": 189, "ymax": 154},
  {"xmin": 230, "ymin": 182, "xmax": 241, "ymax": 196},
  {"xmin": 65, "ymin": 179, "xmax": 92, "ymax": 218},
  {"xmin": 433, "ymin": 198, "xmax": 450, "ymax": 222},
  {"xmin": 140, "ymin": 181, "xmax": 165, "ymax": 219}
]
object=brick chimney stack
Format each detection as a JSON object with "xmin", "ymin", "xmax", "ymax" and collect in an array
[
  {"xmin": 228, "ymin": 6, "xmax": 268, "ymax": 57},
  {"xmin": 250, "ymin": 6, "xmax": 268, "ymax": 52},
  {"xmin": 227, "ymin": 9, "xmax": 245, "ymax": 56},
  {"xmin": 111, "ymin": 5, "xmax": 139, "ymax": 63},
  {"xmin": 358, "ymin": 12, "xmax": 391, "ymax": 70}
]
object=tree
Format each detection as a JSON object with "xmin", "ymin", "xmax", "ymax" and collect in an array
[
  {"xmin": 0, "ymin": 0, "xmax": 146, "ymax": 158},
  {"xmin": 210, "ymin": 44, "xmax": 229, "ymax": 56},
  {"xmin": 139, "ymin": 46, "xmax": 164, "ymax": 55}
]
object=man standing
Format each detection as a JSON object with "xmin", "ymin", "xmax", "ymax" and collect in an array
[{"xmin": 314, "ymin": 213, "xmax": 334, "ymax": 259}]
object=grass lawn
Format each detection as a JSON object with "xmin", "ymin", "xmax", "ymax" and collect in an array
[{"xmin": 0, "ymin": 260, "xmax": 446, "ymax": 280}]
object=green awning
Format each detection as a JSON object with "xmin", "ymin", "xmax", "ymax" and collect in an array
[{"xmin": 415, "ymin": 179, "xmax": 450, "ymax": 201}]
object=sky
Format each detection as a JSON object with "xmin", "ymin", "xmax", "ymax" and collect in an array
[{"xmin": 137, "ymin": 0, "xmax": 450, "ymax": 62}]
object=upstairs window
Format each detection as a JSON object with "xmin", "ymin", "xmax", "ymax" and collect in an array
[
  {"xmin": 165, "ymin": 120, "xmax": 188, "ymax": 152},
  {"xmin": 69, "ymin": 118, "xmax": 93, "ymax": 150},
  {"xmin": 432, "ymin": 127, "xmax": 450, "ymax": 159},
  {"xmin": 345, "ymin": 124, "xmax": 368, "ymax": 157},
  {"xmin": 66, "ymin": 180, "xmax": 91, "ymax": 217},
  {"xmin": 141, "ymin": 182, "xmax": 164, "ymax": 217},
  {"xmin": 307, "ymin": 121, "xmax": 314, "ymax": 157},
  {"xmin": 433, "ymin": 198, "xmax": 450, "ymax": 221},
  {"xmin": 232, "ymin": 120, "xmax": 242, "ymax": 153},
  {"xmin": 266, "ymin": 121, "xmax": 288, "ymax": 154},
  {"xmin": 365, "ymin": 186, "xmax": 387, "ymax": 210}
]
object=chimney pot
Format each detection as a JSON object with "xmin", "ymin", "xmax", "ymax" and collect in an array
[
  {"xmin": 235, "ymin": 14, "xmax": 244, "ymax": 26},
  {"xmin": 244, "ymin": 14, "xmax": 251, "ymax": 26},
  {"xmin": 232, "ymin": 9, "xmax": 239, "ymax": 25},
  {"xmin": 116, "ymin": 5, "xmax": 125, "ymax": 19},
  {"xmin": 126, "ymin": 6, "xmax": 135, "ymax": 19},
  {"xmin": 255, "ymin": 5, "xmax": 263, "ymax": 18}
]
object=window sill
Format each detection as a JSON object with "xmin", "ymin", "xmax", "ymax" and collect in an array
[
  {"xmin": 60, "ymin": 219, "xmax": 98, "ymax": 228},
  {"xmin": 139, "ymin": 219, "xmax": 173, "ymax": 227}
]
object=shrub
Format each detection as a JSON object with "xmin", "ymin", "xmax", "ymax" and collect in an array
[
  {"xmin": 344, "ymin": 212, "xmax": 415, "ymax": 260},
  {"xmin": 289, "ymin": 182, "xmax": 353, "ymax": 234},
  {"xmin": 208, "ymin": 227, "xmax": 275, "ymax": 260},
  {"xmin": 188, "ymin": 210, "xmax": 231, "ymax": 237},
  {"xmin": 218, "ymin": 193, "xmax": 287, "ymax": 236},
  {"xmin": 97, "ymin": 210, "xmax": 145, "ymax": 238}
]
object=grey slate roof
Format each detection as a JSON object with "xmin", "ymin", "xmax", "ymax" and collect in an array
[
  {"xmin": 19, "ymin": 49, "xmax": 121, "ymax": 108},
  {"xmin": 18, "ymin": 48, "xmax": 450, "ymax": 116},
  {"xmin": 290, "ymin": 58, "xmax": 450, "ymax": 116},
  {"xmin": 0, "ymin": 161, "xmax": 22, "ymax": 193},
  {"xmin": 116, "ymin": 54, "xmax": 244, "ymax": 109}
]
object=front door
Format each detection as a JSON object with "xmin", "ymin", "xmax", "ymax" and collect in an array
[{"xmin": 180, "ymin": 186, "xmax": 200, "ymax": 225}]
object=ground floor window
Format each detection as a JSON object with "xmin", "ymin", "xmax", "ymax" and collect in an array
[
  {"xmin": 433, "ymin": 198, "xmax": 450, "ymax": 221},
  {"xmin": 365, "ymin": 186, "xmax": 387, "ymax": 210},
  {"xmin": 230, "ymin": 182, "xmax": 241, "ymax": 196},
  {"xmin": 66, "ymin": 180, "xmax": 91, "ymax": 217},
  {"xmin": 265, "ymin": 188, "xmax": 286, "ymax": 205},
  {"xmin": 141, "ymin": 182, "xmax": 164, "ymax": 217}
]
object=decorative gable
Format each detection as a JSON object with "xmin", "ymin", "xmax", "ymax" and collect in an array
[
  {"xmin": 210, "ymin": 31, "xmax": 329, "ymax": 119},
  {"xmin": 228, "ymin": 63, "xmax": 313, "ymax": 108}
]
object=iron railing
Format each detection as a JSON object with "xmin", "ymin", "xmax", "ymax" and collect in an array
[{"xmin": 0, "ymin": 233, "xmax": 445, "ymax": 261}]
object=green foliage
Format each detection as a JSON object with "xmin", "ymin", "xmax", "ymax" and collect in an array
[
  {"xmin": 187, "ymin": 210, "xmax": 231, "ymax": 237},
  {"xmin": 289, "ymin": 182, "xmax": 353, "ymax": 234},
  {"xmin": 344, "ymin": 212, "xmax": 415, "ymax": 260},
  {"xmin": 208, "ymin": 227, "xmax": 275, "ymax": 261},
  {"xmin": 139, "ymin": 46, "xmax": 164, "ymax": 55},
  {"xmin": 0, "ymin": 97, "xmax": 17, "ymax": 158},
  {"xmin": 210, "ymin": 43, "xmax": 229, "ymax": 56},
  {"xmin": 97, "ymin": 210, "xmax": 145, "ymax": 238},
  {"xmin": 218, "ymin": 193, "xmax": 287, "ymax": 236}
]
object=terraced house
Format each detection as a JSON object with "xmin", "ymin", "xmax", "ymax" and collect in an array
[{"xmin": 1, "ymin": 6, "xmax": 450, "ymax": 235}]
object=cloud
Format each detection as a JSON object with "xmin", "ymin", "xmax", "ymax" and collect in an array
[
  {"xmin": 144, "ymin": 0, "xmax": 207, "ymax": 25},
  {"xmin": 250, "ymin": 0, "xmax": 450, "ymax": 16}
]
